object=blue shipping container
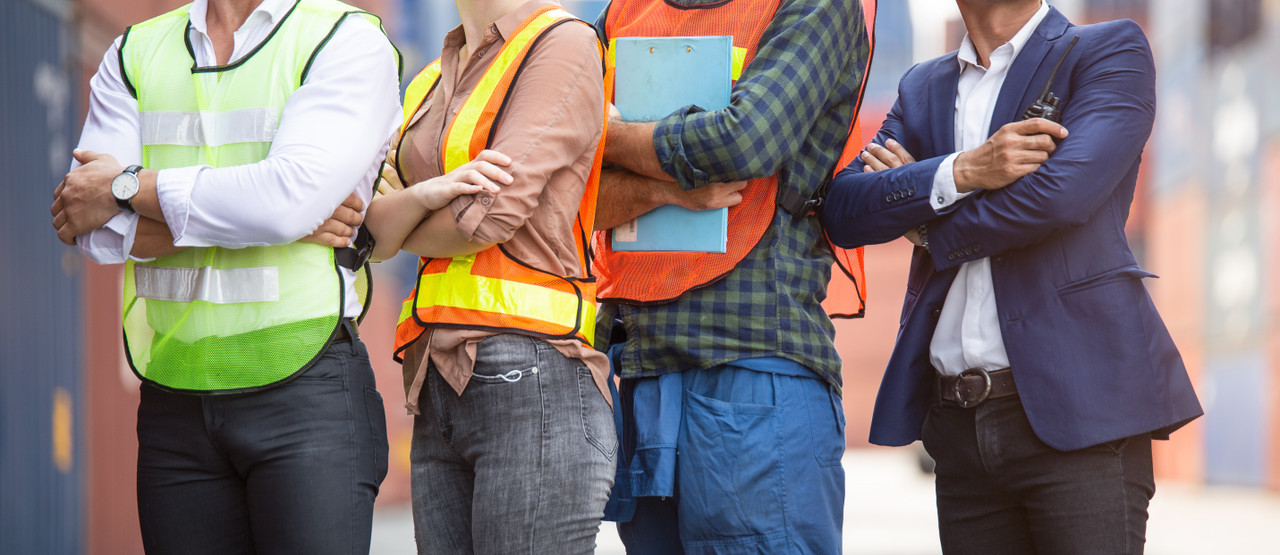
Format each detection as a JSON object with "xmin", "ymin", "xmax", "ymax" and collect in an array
[{"xmin": 0, "ymin": 0, "xmax": 85, "ymax": 553}]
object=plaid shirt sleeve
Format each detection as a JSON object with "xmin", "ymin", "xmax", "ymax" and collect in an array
[{"xmin": 653, "ymin": 0, "xmax": 868, "ymax": 191}]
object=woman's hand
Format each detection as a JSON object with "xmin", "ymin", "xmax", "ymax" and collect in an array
[
  {"xmin": 301, "ymin": 192, "xmax": 364, "ymax": 248},
  {"xmin": 411, "ymin": 149, "xmax": 513, "ymax": 211},
  {"xmin": 376, "ymin": 149, "xmax": 403, "ymax": 195}
]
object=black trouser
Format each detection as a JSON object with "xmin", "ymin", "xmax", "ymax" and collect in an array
[
  {"xmin": 921, "ymin": 394, "xmax": 1154, "ymax": 555},
  {"xmin": 136, "ymin": 339, "xmax": 389, "ymax": 555}
]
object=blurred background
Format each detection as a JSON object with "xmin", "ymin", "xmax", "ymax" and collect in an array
[{"xmin": 3, "ymin": 0, "xmax": 1278, "ymax": 552}]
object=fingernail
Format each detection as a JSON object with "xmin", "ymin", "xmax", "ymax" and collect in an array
[{"xmin": 887, "ymin": 139, "xmax": 898, "ymax": 147}]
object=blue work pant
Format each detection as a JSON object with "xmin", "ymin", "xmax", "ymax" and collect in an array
[{"xmin": 616, "ymin": 364, "xmax": 847, "ymax": 554}]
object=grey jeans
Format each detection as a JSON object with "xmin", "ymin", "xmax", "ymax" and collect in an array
[{"xmin": 410, "ymin": 334, "xmax": 616, "ymax": 554}]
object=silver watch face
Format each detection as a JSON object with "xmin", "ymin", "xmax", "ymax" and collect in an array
[{"xmin": 111, "ymin": 171, "xmax": 139, "ymax": 201}]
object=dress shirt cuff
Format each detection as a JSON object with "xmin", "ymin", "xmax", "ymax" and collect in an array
[
  {"xmin": 75, "ymin": 211, "xmax": 136, "ymax": 264},
  {"xmin": 156, "ymin": 166, "xmax": 203, "ymax": 246},
  {"xmin": 119, "ymin": 213, "xmax": 156, "ymax": 263},
  {"xmin": 930, "ymin": 153, "xmax": 971, "ymax": 213}
]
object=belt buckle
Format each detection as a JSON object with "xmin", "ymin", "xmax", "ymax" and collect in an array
[{"xmin": 953, "ymin": 368, "xmax": 992, "ymax": 408}]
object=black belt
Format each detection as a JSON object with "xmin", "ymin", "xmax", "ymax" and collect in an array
[
  {"xmin": 938, "ymin": 367, "xmax": 1017, "ymax": 408},
  {"xmin": 334, "ymin": 318, "xmax": 360, "ymax": 343}
]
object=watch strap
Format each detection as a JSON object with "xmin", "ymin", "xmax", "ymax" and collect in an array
[{"xmin": 115, "ymin": 165, "xmax": 144, "ymax": 211}]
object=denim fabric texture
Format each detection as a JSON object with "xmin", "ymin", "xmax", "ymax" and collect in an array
[
  {"xmin": 922, "ymin": 394, "xmax": 1155, "ymax": 555},
  {"xmin": 614, "ymin": 362, "xmax": 846, "ymax": 554},
  {"xmin": 136, "ymin": 339, "xmax": 389, "ymax": 555},
  {"xmin": 410, "ymin": 334, "xmax": 615, "ymax": 554}
]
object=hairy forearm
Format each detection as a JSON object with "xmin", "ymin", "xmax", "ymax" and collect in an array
[
  {"xmin": 130, "ymin": 216, "xmax": 184, "ymax": 258},
  {"xmin": 602, "ymin": 120, "xmax": 669, "ymax": 181},
  {"xmin": 366, "ymin": 187, "xmax": 434, "ymax": 262},
  {"xmin": 400, "ymin": 209, "xmax": 494, "ymax": 260},
  {"xmin": 594, "ymin": 168, "xmax": 678, "ymax": 230}
]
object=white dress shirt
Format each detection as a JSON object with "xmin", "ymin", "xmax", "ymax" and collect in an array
[
  {"xmin": 928, "ymin": 2, "xmax": 1050, "ymax": 376},
  {"xmin": 73, "ymin": 0, "xmax": 400, "ymax": 318}
]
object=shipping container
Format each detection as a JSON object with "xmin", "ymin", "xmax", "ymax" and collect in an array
[{"xmin": 1, "ymin": 0, "xmax": 84, "ymax": 553}]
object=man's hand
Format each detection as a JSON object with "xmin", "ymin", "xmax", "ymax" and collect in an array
[
  {"xmin": 860, "ymin": 139, "xmax": 916, "ymax": 172},
  {"xmin": 672, "ymin": 180, "xmax": 748, "ymax": 211},
  {"xmin": 301, "ymin": 192, "xmax": 364, "ymax": 248},
  {"xmin": 412, "ymin": 149, "xmax": 511, "ymax": 211},
  {"xmin": 51, "ymin": 149, "xmax": 126, "ymax": 245},
  {"xmin": 954, "ymin": 118, "xmax": 1068, "ymax": 193}
]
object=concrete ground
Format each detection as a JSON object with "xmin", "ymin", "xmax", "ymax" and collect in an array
[{"xmin": 371, "ymin": 448, "xmax": 1280, "ymax": 554}]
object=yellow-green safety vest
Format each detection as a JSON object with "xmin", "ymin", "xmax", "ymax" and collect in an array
[{"xmin": 119, "ymin": 0, "xmax": 396, "ymax": 393}]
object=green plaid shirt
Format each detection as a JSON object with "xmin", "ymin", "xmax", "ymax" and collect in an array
[{"xmin": 596, "ymin": 0, "xmax": 871, "ymax": 392}]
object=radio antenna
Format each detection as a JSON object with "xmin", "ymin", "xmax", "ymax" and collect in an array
[{"xmin": 1038, "ymin": 36, "xmax": 1080, "ymax": 100}]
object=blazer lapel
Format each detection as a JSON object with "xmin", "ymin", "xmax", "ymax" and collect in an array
[
  {"xmin": 928, "ymin": 56, "xmax": 960, "ymax": 156},
  {"xmin": 989, "ymin": 7, "xmax": 1071, "ymax": 135}
]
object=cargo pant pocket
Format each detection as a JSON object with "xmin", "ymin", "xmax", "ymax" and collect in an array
[{"xmin": 677, "ymin": 388, "xmax": 792, "ymax": 553}]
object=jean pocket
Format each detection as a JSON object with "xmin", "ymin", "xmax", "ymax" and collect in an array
[
  {"xmin": 363, "ymin": 386, "xmax": 389, "ymax": 485},
  {"xmin": 678, "ymin": 389, "xmax": 790, "ymax": 550},
  {"xmin": 576, "ymin": 367, "xmax": 617, "ymax": 460}
]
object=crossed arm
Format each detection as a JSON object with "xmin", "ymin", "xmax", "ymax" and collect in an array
[
  {"xmin": 594, "ymin": 0, "xmax": 867, "ymax": 229},
  {"xmin": 823, "ymin": 23, "xmax": 1154, "ymax": 271},
  {"xmin": 51, "ymin": 19, "xmax": 399, "ymax": 262}
]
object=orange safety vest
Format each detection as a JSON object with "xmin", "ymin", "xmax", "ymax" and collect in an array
[
  {"xmin": 593, "ymin": 0, "xmax": 875, "ymax": 318},
  {"xmin": 392, "ymin": 6, "xmax": 609, "ymax": 360}
]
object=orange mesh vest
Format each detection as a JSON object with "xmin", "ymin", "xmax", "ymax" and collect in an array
[
  {"xmin": 392, "ymin": 6, "xmax": 609, "ymax": 359},
  {"xmin": 595, "ymin": 0, "xmax": 875, "ymax": 317}
]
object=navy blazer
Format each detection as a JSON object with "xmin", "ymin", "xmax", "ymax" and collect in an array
[{"xmin": 822, "ymin": 8, "xmax": 1202, "ymax": 451}]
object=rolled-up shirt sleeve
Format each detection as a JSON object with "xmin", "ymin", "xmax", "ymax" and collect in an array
[{"xmin": 650, "ymin": 0, "xmax": 864, "ymax": 191}]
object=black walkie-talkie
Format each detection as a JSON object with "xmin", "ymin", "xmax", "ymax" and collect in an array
[{"xmin": 1021, "ymin": 36, "xmax": 1080, "ymax": 123}]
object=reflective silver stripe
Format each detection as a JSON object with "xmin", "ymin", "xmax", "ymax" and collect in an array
[
  {"xmin": 135, "ymin": 266, "xmax": 280, "ymax": 304},
  {"xmin": 140, "ymin": 108, "xmax": 279, "ymax": 147}
]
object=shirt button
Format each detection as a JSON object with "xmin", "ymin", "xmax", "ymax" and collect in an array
[
  {"xmin": 937, "ymin": 196, "xmax": 945, "ymax": 204},
  {"xmin": 480, "ymin": 197, "xmax": 491, "ymax": 206}
]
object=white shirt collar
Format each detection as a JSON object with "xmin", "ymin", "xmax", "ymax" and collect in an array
[
  {"xmin": 188, "ymin": 0, "xmax": 295, "ymax": 37},
  {"xmin": 957, "ymin": 1, "xmax": 1051, "ymax": 69}
]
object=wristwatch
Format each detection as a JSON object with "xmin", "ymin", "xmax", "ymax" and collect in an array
[
  {"xmin": 917, "ymin": 223, "xmax": 930, "ymax": 252},
  {"xmin": 111, "ymin": 165, "xmax": 143, "ymax": 212}
]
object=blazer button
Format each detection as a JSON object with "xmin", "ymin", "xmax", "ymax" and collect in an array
[
  {"xmin": 885, "ymin": 194, "xmax": 893, "ymax": 203},
  {"xmin": 947, "ymin": 253, "xmax": 957, "ymax": 261},
  {"xmin": 932, "ymin": 308, "xmax": 941, "ymax": 318}
]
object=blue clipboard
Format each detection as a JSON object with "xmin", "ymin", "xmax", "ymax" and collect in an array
[{"xmin": 611, "ymin": 36, "xmax": 732, "ymax": 253}]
